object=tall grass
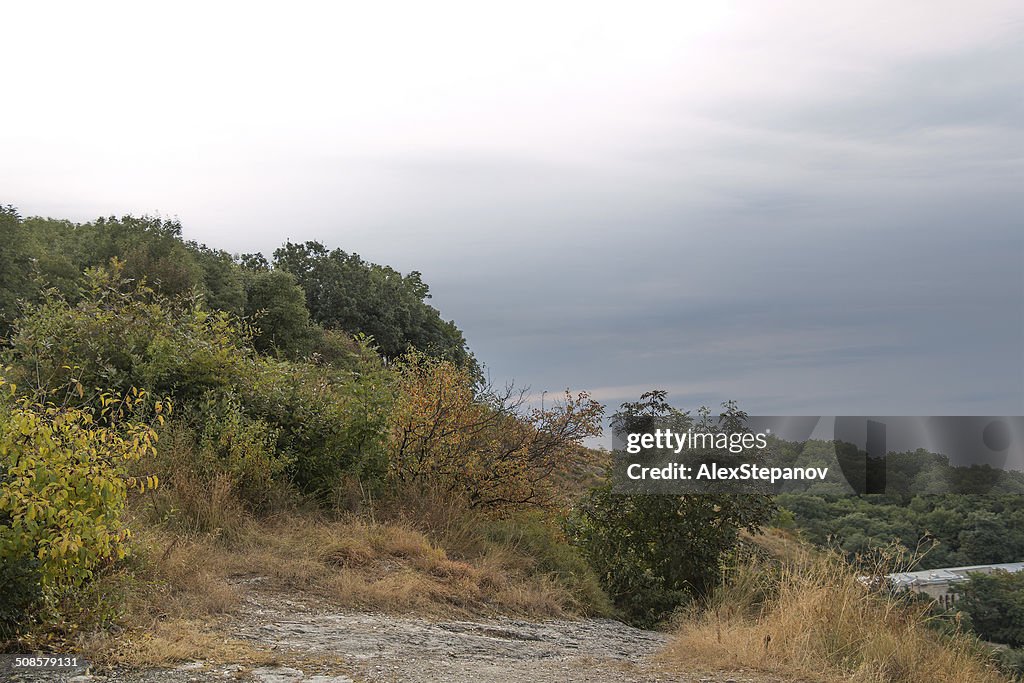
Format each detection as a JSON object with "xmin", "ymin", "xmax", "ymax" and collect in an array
[{"xmin": 664, "ymin": 548, "xmax": 1006, "ymax": 683}]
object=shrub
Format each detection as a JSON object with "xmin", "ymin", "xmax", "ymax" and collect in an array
[
  {"xmin": 183, "ymin": 392, "xmax": 291, "ymax": 511},
  {"xmin": 240, "ymin": 341, "xmax": 394, "ymax": 496},
  {"xmin": 387, "ymin": 353, "xmax": 603, "ymax": 512},
  {"xmin": 567, "ymin": 394, "xmax": 776, "ymax": 626},
  {"xmin": 5, "ymin": 263, "xmax": 395, "ymax": 502},
  {"xmin": 0, "ymin": 377, "xmax": 160, "ymax": 634},
  {"xmin": 568, "ymin": 485, "xmax": 773, "ymax": 626},
  {"xmin": 5, "ymin": 262, "xmax": 253, "ymax": 403}
]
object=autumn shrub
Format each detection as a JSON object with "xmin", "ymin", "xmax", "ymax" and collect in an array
[
  {"xmin": 386, "ymin": 352, "xmax": 603, "ymax": 512},
  {"xmin": 0, "ymin": 377, "xmax": 161, "ymax": 636}
]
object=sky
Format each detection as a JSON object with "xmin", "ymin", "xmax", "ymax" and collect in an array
[{"xmin": 3, "ymin": 1, "xmax": 1023, "ymax": 423}]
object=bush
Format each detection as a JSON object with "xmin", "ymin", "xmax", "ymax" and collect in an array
[
  {"xmin": 568, "ymin": 485, "xmax": 773, "ymax": 626},
  {"xmin": 171, "ymin": 392, "xmax": 292, "ymax": 512},
  {"xmin": 5, "ymin": 262, "xmax": 253, "ymax": 403},
  {"xmin": 387, "ymin": 353, "xmax": 603, "ymax": 512},
  {"xmin": 567, "ymin": 394, "xmax": 775, "ymax": 626},
  {"xmin": 240, "ymin": 341, "xmax": 394, "ymax": 496},
  {"xmin": 0, "ymin": 377, "xmax": 160, "ymax": 635},
  {"xmin": 5, "ymin": 264, "xmax": 395, "ymax": 503}
]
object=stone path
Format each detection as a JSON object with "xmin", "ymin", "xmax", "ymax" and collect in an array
[{"xmin": 6, "ymin": 584, "xmax": 777, "ymax": 683}]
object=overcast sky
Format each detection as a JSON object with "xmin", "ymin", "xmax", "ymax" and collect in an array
[{"xmin": 3, "ymin": 1, "xmax": 1023, "ymax": 421}]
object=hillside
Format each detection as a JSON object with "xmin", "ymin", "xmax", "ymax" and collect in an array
[{"xmin": 0, "ymin": 207, "xmax": 1015, "ymax": 683}]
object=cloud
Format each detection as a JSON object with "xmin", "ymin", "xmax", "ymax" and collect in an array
[{"xmin": 1, "ymin": 1, "xmax": 1021, "ymax": 426}]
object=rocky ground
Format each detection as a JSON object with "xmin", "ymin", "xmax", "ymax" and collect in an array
[{"xmin": 5, "ymin": 582, "xmax": 781, "ymax": 683}]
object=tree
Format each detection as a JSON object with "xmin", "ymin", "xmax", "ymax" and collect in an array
[
  {"xmin": 954, "ymin": 571, "xmax": 1024, "ymax": 647},
  {"xmin": 0, "ymin": 205, "xmax": 33, "ymax": 339},
  {"xmin": 568, "ymin": 393, "xmax": 776, "ymax": 626},
  {"xmin": 273, "ymin": 241, "xmax": 476, "ymax": 372},
  {"xmin": 243, "ymin": 269, "xmax": 317, "ymax": 358}
]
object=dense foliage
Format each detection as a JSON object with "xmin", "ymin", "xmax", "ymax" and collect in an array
[
  {"xmin": 274, "ymin": 241, "xmax": 476, "ymax": 371},
  {"xmin": 780, "ymin": 494, "xmax": 1024, "ymax": 570},
  {"xmin": 952, "ymin": 571, "xmax": 1024, "ymax": 648},
  {"xmin": 0, "ymin": 379, "xmax": 161, "ymax": 635},
  {"xmin": 0, "ymin": 210, "xmax": 474, "ymax": 367},
  {"xmin": 568, "ymin": 392, "xmax": 776, "ymax": 626}
]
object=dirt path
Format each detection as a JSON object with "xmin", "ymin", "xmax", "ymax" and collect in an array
[
  {"xmin": 230, "ymin": 587, "xmax": 684, "ymax": 682},
  {"xmin": 7, "ymin": 583, "xmax": 775, "ymax": 683}
]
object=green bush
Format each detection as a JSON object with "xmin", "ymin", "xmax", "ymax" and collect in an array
[
  {"xmin": 240, "ymin": 344, "xmax": 394, "ymax": 495},
  {"xmin": 187, "ymin": 392, "xmax": 291, "ymax": 510},
  {"xmin": 5, "ymin": 264, "xmax": 395, "ymax": 502},
  {"xmin": 5, "ymin": 262, "xmax": 253, "ymax": 403},
  {"xmin": 567, "ymin": 393, "xmax": 776, "ymax": 626}
]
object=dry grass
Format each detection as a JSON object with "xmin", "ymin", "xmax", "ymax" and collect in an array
[
  {"xmin": 663, "ymin": 548, "xmax": 1008, "ymax": 683},
  {"xmin": 121, "ymin": 508, "xmax": 597, "ymax": 624},
  {"xmin": 40, "ymin": 440, "xmax": 608, "ymax": 670},
  {"xmin": 64, "ymin": 507, "xmax": 598, "ymax": 669},
  {"xmin": 231, "ymin": 514, "xmax": 586, "ymax": 616},
  {"xmin": 83, "ymin": 619, "xmax": 278, "ymax": 669}
]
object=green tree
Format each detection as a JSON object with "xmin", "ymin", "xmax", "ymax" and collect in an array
[
  {"xmin": 568, "ymin": 393, "xmax": 776, "ymax": 626},
  {"xmin": 243, "ymin": 269, "xmax": 317, "ymax": 358},
  {"xmin": 0, "ymin": 205, "xmax": 34, "ymax": 339},
  {"xmin": 954, "ymin": 571, "xmax": 1024, "ymax": 647},
  {"xmin": 273, "ymin": 241, "xmax": 475, "ymax": 371}
]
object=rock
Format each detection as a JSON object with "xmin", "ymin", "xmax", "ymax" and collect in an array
[{"xmin": 251, "ymin": 666, "xmax": 304, "ymax": 683}]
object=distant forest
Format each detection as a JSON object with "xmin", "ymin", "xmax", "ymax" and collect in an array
[{"xmin": 775, "ymin": 436, "xmax": 1024, "ymax": 569}]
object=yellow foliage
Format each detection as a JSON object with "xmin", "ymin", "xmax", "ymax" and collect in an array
[
  {"xmin": 0, "ymin": 375, "xmax": 164, "ymax": 590},
  {"xmin": 386, "ymin": 353, "xmax": 603, "ymax": 511}
]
